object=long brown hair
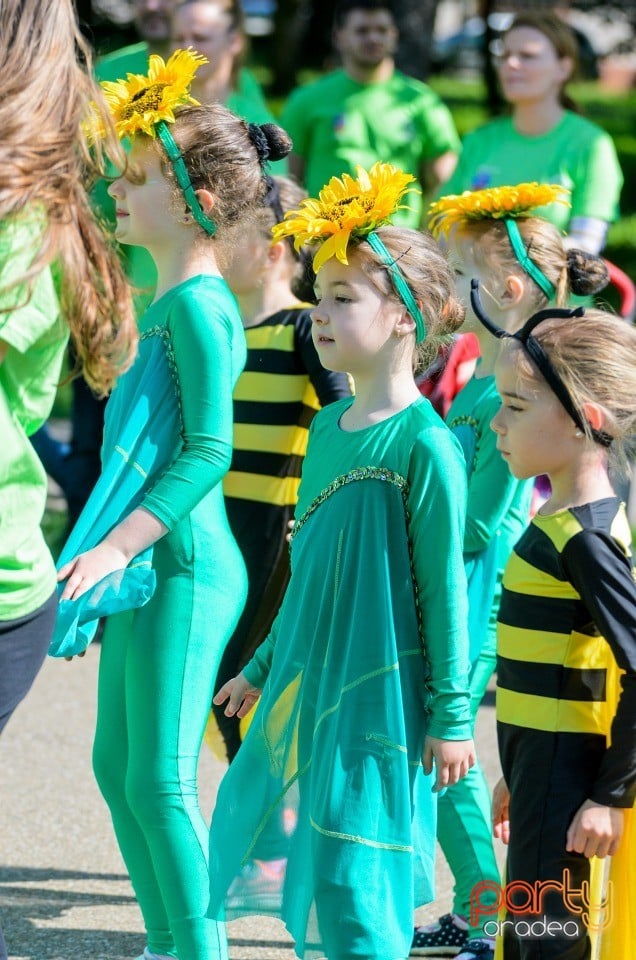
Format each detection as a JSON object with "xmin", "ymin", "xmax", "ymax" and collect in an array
[{"xmin": 0, "ymin": 0, "xmax": 137, "ymax": 395}]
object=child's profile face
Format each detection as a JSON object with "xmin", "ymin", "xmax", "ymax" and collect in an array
[
  {"xmin": 108, "ymin": 138, "xmax": 176, "ymax": 250},
  {"xmin": 311, "ymin": 253, "xmax": 405, "ymax": 374},
  {"xmin": 491, "ymin": 342, "xmax": 575, "ymax": 480},
  {"xmin": 448, "ymin": 235, "xmax": 488, "ymax": 332}
]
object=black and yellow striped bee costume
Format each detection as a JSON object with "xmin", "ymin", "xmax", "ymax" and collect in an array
[{"xmin": 496, "ymin": 496, "xmax": 636, "ymax": 960}]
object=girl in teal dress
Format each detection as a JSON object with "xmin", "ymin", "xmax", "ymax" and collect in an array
[
  {"xmin": 210, "ymin": 164, "xmax": 476, "ymax": 960},
  {"xmin": 408, "ymin": 185, "xmax": 611, "ymax": 960},
  {"xmin": 49, "ymin": 51, "xmax": 291, "ymax": 960}
]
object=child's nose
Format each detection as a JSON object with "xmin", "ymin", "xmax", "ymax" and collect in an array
[
  {"xmin": 108, "ymin": 178, "xmax": 124, "ymax": 200},
  {"xmin": 490, "ymin": 409, "xmax": 504, "ymax": 434},
  {"xmin": 311, "ymin": 305, "xmax": 327, "ymax": 325}
]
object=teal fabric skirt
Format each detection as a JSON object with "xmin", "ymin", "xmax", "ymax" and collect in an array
[{"xmin": 208, "ymin": 475, "xmax": 438, "ymax": 960}]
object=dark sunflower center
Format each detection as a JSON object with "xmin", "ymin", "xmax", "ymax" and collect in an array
[
  {"xmin": 323, "ymin": 194, "xmax": 373, "ymax": 225},
  {"xmin": 120, "ymin": 82, "xmax": 168, "ymax": 120}
]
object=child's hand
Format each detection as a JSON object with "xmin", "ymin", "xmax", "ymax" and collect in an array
[
  {"xmin": 566, "ymin": 799, "xmax": 624, "ymax": 859},
  {"xmin": 213, "ymin": 672, "xmax": 261, "ymax": 718},
  {"xmin": 422, "ymin": 736, "xmax": 476, "ymax": 793},
  {"xmin": 492, "ymin": 776, "xmax": 510, "ymax": 844},
  {"xmin": 57, "ymin": 541, "xmax": 130, "ymax": 601}
]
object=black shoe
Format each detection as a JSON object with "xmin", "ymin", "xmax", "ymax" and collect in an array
[
  {"xmin": 455, "ymin": 939, "xmax": 495, "ymax": 960},
  {"xmin": 410, "ymin": 913, "xmax": 469, "ymax": 956}
]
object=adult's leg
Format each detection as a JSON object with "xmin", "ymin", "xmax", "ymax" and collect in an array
[
  {"xmin": 0, "ymin": 592, "xmax": 57, "ymax": 735},
  {"xmin": 0, "ymin": 592, "xmax": 57, "ymax": 958}
]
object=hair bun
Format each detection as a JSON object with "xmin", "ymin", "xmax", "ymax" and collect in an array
[
  {"xmin": 258, "ymin": 122, "xmax": 292, "ymax": 163},
  {"xmin": 567, "ymin": 249, "xmax": 610, "ymax": 297}
]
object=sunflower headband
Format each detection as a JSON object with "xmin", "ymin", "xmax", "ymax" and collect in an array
[
  {"xmin": 271, "ymin": 163, "xmax": 427, "ymax": 342},
  {"xmin": 97, "ymin": 48, "xmax": 216, "ymax": 235},
  {"xmin": 429, "ymin": 183, "xmax": 571, "ymax": 301},
  {"xmin": 470, "ymin": 280, "xmax": 612, "ymax": 447}
]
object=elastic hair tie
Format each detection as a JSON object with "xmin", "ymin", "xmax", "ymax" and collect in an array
[
  {"xmin": 504, "ymin": 219, "xmax": 555, "ymax": 300},
  {"xmin": 366, "ymin": 232, "xmax": 427, "ymax": 342},
  {"xmin": 247, "ymin": 123, "xmax": 270, "ymax": 167},
  {"xmin": 470, "ymin": 279, "xmax": 613, "ymax": 447},
  {"xmin": 156, "ymin": 121, "xmax": 216, "ymax": 236}
]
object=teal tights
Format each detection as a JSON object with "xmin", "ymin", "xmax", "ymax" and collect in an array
[
  {"xmin": 93, "ymin": 533, "xmax": 244, "ymax": 959},
  {"xmin": 436, "ymin": 633, "xmax": 501, "ymax": 937}
]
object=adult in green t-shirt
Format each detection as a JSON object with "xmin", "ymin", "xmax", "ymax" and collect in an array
[
  {"xmin": 439, "ymin": 11, "xmax": 623, "ymax": 256},
  {"xmin": 280, "ymin": 0, "xmax": 460, "ymax": 229}
]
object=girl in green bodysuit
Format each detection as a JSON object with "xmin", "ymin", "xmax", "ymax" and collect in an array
[{"xmin": 51, "ymin": 51, "xmax": 291, "ymax": 960}]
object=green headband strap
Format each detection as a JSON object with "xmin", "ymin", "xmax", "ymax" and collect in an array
[
  {"xmin": 505, "ymin": 218, "xmax": 555, "ymax": 300},
  {"xmin": 366, "ymin": 231, "xmax": 426, "ymax": 342},
  {"xmin": 155, "ymin": 120, "xmax": 216, "ymax": 236}
]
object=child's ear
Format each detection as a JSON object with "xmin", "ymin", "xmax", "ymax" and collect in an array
[
  {"xmin": 267, "ymin": 241, "xmax": 287, "ymax": 264},
  {"xmin": 195, "ymin": 189, "xmax": 216, "ymax": 216},
  {"xmin": 395, "ymin": 306, "xmax": 417, "ymax": 338},
  {"xmin": 500, "ymin": 273, "xmax": 525, "ymax": 307},
  {"xmin": 581, "ymin": 400, "xmax": 608, "ymax": 434}
]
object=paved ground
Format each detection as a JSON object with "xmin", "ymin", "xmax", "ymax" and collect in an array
[{"xmin": 0, "ymin": 647, "xmax": 505, "ymax": 960}]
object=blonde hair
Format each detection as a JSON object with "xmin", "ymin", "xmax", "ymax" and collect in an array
[
  {"xmin": 0, "ymin": 0, "xmax": 137, "ymax": 396},
  {"xmin": 354, "ymin": 227, "xmax": 465, "ymax": 370},
  {"xmin": 509, "ymin": 309, "xmax": 636, "ymax": 472},
  {"xmin": 454, "ymin": 217, "xmax": 608, "ymax": 311}
]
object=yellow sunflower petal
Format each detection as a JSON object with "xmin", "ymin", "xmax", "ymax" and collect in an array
[
  {"xmin": 313, "ymin": 231, "xmax": 350, "ymax": 272},
  {"xmin": 272, "ymin": 162, "xmax": 420, "ymax": 267},
  {"xmin": 429, "ymin": 182, "xmax": 570, "ymax": 237},
  {"xmin": 97, "ymin": 47, "xmax": 208, "ymax": 141}
]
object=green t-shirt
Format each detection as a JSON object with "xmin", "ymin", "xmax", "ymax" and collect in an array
[
  {"xmin": 0, "ymin": 215, "xmax": 68, "ymax": 619},
  {"xmin": 93, "ymin": 44, "xmax": 286, "ymax": 310},
  {"xmin": 440, "ymin": 111, "xmax": 623, "ymax": 230},
  {"xmin": 281, "ymin": 69, "xmax": 460, "ymax": 228}
]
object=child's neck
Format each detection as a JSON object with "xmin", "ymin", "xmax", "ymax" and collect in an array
[
  {"xmin": 341, "ymin": 366, "xmax": 420, "ymax": 430},
  {"xmin": 541, "ymin": 455, "xmax": 615, "ymax": 515},
  {"xmin": 473, "ymin": 329, "xmax": 500, "ymax": 378},
  {"xmin": 151, "ymin": 243, "xmax": 222, "ymax": 302},
  {"xmin": 237, "ymin": 279, "xmax": 305, "ymax": 328}
]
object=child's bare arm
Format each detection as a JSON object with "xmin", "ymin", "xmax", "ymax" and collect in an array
[
  {"xmin": 566, "ymin": 799, "xmax": 624, "ymax": 859},
  {"xmin": 422, "ymin": 735, "xmax": 475, "ymax": 793}
]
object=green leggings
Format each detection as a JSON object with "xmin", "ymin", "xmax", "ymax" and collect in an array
[
  {"xmin": 93, "ymin": 532, "xmax": 245, "ymax": 959},
  {"xmin": 436, "ymin": 634, "xmax": 501, "ymax": 937}
]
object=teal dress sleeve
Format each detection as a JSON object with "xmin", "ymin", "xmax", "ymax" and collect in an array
[
  {"xmin": 242, "ymin": 612, "xmax": 279, "ymax": 687},
  {"xmin": 408, "ymin": 427, "xmax": 472, "ymax": 740},
  {"xmin": 141, "ymin": 288, "xmax": 239, "ymax": 529}
]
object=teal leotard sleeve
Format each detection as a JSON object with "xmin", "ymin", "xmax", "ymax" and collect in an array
[
  {"xmin": 142, "ymin": 283, "xmax": 243, "ymax": 529},
  {"xmin": 462, "ymin": 394, "xmax": 522, "ymax": 554},
  {"xmin": 408, "ymin": 427, "xmax": 472, "ymax": 740}
]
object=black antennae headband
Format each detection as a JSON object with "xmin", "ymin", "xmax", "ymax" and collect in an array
[{"xmin": 470, "ymin": 280, "xmax": 612, "ymax": 448}]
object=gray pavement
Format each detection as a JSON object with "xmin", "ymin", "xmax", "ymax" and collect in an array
[{"xmin": 0, "ymin": 646, "xmax": 505, "ymax": 960}]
